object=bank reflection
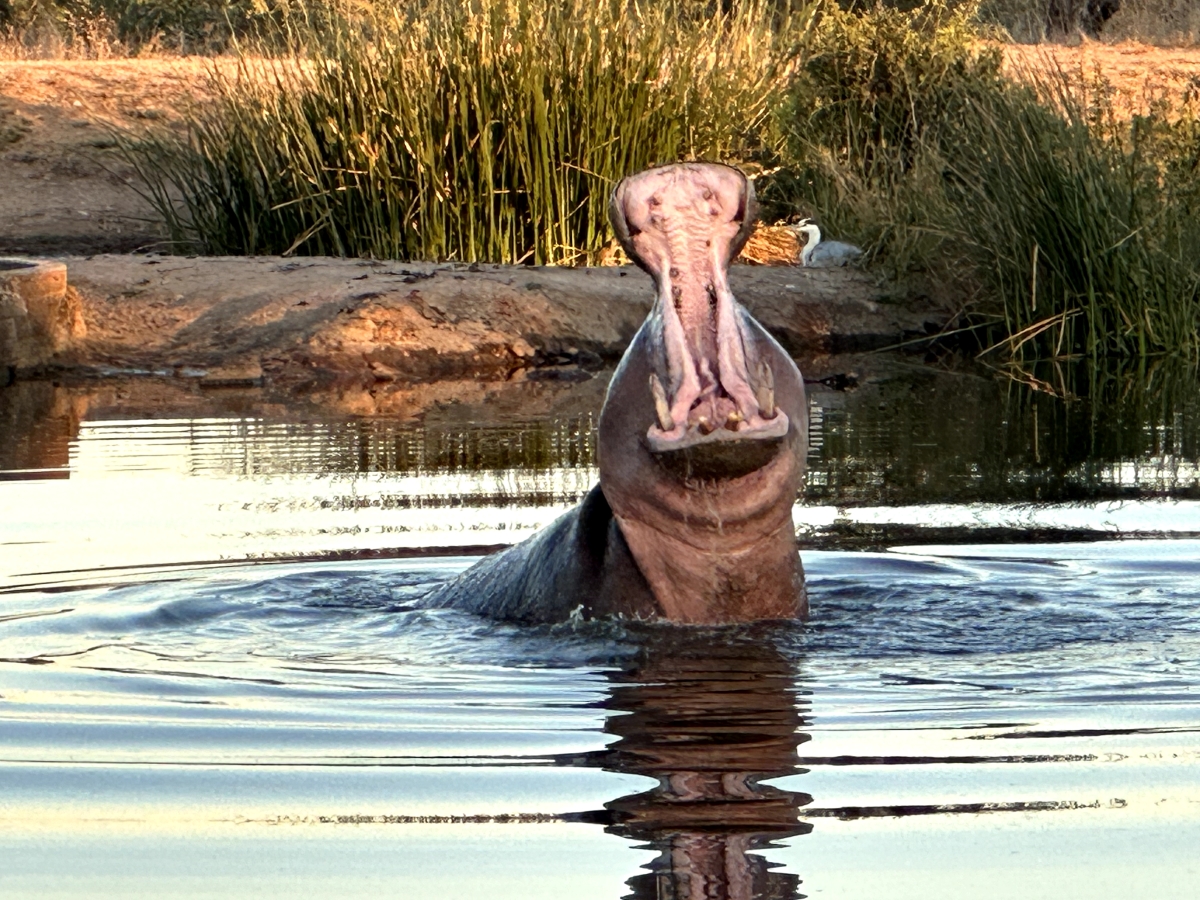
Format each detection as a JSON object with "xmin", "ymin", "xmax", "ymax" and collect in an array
[
  {"xmin": 5, "ymin": 355, "xmax": 1200, "ymax": 502},
  {"xmin": 570, "ymin": 636, "xmax": 811, "ymax": 900}
]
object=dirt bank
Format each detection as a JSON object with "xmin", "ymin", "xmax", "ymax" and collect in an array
[
  {"xmin": 49, "ymin": 254, "xmax": 949, "ymax": 395},
  {"xmin": 0, "ymin": 59, "xmax": 222, "ymax": 254}
]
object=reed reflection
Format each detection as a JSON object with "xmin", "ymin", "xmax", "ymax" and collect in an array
[
  {"xmin": 569, "ymin": 635, "xmax": 811, "ymax": 900},
  {"xmin": 5, "ymin": 355, "xmax": 1199, "ymax": 501}
]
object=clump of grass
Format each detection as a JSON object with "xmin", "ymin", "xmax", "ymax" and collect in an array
[
  {"xmin": 124, "ymin": 0, "xmax": 803, "ymax": 265},
  {"xmin": 946, "ymin": 70, "xmax": 1200, "ymax": 359},
  {"xmin": 768, "ymin": 0, "xmax": 1200, "ymax": 360}
]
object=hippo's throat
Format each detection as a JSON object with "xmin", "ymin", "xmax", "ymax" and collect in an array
[
  {"xmin": 646, "ymin": 265, "xmax": 787, "ymax": 454},
  {"xmin": 612, "ymin": 165, "xmax": 788, "ymax": 454}
]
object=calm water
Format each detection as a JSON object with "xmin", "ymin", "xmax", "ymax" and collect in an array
[{"xmin": 1, "ymin": 356, "xmax": 1199, "ymax": 898}]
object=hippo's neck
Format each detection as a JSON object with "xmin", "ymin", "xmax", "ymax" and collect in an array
[{"xmin": 613, "ymin": 509, "xmax": 805, "ymax": 623}]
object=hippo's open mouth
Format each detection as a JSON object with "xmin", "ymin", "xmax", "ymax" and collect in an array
[{"xmin": 609, "ymin": 164, "xmax": 789, "ymax": 455}]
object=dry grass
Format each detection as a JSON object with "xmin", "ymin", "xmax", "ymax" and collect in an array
[
  {"xmin": 597, "ymin": 223, "xmax": 803, "ymax": 267},
  {"xmin": 1004, "ymin": 40, "xmax": 1200, "ymax": 119},
  {"xmin": 739, "ymin": 224, "xmax": 804, "ymax": 266}
]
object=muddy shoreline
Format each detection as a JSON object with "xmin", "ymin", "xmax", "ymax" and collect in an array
[{"xmin": 37, "ymin": 254, "xmax": 953, "ymax": 389}]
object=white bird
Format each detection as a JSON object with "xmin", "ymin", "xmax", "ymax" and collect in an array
[{"xmin": 789, "ymin": 218, "xmax": 863, "ymax": 267}]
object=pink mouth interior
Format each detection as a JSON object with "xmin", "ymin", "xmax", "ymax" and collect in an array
[{"xmin": 611, "ymin": 164, "xmax": 789, "ymax": 453}]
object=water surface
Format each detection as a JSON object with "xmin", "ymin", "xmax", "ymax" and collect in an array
[{"xmin": 1, "ymin": 356, "xmax": 1198, "ymax": 898}]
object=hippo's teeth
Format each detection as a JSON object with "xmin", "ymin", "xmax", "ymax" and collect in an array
[
  {"xmin": 649, "ymin": 373, "xmax": 674, "ymax": 432},
  {"xmin": 696, "ymin": 415, "xmax": 716, "ymax": 435},
  {"xmin": 755, "ymin": 361, "xmax": 777, "ymax": 420},
  {"xmin": 724, "ymin": 410, "xmax": 743, "ymax": 431}
]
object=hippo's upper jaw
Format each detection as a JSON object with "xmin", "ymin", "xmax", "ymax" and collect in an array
[{"xmin": 609, "ymin": 163, "xmax": 789, "ymax": 456}]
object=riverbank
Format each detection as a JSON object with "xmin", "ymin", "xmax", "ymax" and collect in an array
[
  {"xmin": 41, "ymin": 254, "xmax": 947, "ymax": 392},
  {"xmin": 4, "ymin": 40, "xmax": 1200, "ymax": 381}
]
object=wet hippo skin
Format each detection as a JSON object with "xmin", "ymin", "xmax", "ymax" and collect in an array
[{"xmin": 421, "ymin": 163, "xmax": 808, "ymax": 624}]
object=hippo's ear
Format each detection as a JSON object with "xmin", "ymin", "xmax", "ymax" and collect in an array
[
  {"xmin": 608, "ymin": 179, "xmax": 654, "ymax": 276},
  {"xmin": 725, "ymin": 170, "xmax": 758, "ymax": 265}
]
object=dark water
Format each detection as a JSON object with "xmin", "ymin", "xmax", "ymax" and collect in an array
[{"xmin": 1, "ymin": 356, "xmax": 1199, "ymax": 898}]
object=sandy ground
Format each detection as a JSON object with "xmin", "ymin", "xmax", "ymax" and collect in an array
[
  {"xmin": 4, "ymin": 44, "xmax": 1200, "ymax": 256},
  {"xmin": 45, "ymin": 254, "xmax": 945, "ymax": 407},
  {"xmin": 1004, "ymin": 40, "xmax": 1200, "ymax": 117},
  {"xmin": 0, "ymin": 58, "xmax": 220, "ymax": 254}
]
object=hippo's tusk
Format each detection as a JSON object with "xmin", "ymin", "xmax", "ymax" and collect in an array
[
  {"xmin": 696, "ymin": 415, "xmax": 716, "ymax": 435},
  {"xmin": 724, "ymin": 409, "xmax": 743, "ymax": 431},
  {"xmin": 755, "ymin": 360, "xmax": 776, "ymax": 420},
  {"xmin": 649, "ymin": 373, "xmax": 674, "ymax": 432}
]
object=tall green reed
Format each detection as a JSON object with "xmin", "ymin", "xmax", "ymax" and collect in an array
[
  {"xmin": 768, "ymin": 0, "xmax": 1200, "ymax": 360},
  {"xmin": 125, "ymin": 0, "xmax": 804, "ymax": 265},
  {"xmin": 946, "ymin": 72, "xmax": 1200, "ymax": 360}
]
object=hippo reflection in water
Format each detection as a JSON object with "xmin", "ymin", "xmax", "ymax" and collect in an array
[
  {"xmin": 423, "ymin": 163, "xmax": 808, "ymax": 624},
  {"xmin": 566, "ymin": 635, "xmax": 812, "ymax": 900}
]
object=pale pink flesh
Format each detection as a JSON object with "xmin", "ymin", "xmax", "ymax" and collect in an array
[{"xmin": 613, "ymin": 165, "xmax": 787, "ymax": 450}]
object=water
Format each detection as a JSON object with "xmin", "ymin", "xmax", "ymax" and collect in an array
[{"xmin": 1, "ymin": 356, "xmax": 1199, "ymax": 898}]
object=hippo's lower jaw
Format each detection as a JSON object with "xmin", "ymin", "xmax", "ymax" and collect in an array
[{"xmin": 649, "ymin": 431, "xmax": 787, "ymax": 483}]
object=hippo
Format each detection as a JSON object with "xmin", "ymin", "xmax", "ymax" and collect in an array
[{"xmin": 421, "ymin": 162, "xmax": 808, "ymax": 624}]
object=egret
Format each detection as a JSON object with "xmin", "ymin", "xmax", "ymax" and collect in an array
[{"xmin": 789, "ymin": 218, "xmax": 862, "ymax": 267}]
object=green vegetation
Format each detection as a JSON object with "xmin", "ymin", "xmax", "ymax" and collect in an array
[
  {"xmin": 122, "ymin": 0, "xmax": 798, "ymax": 265},
  {"xmin": 773, "ymin": 1, "xmax": 1200, "ymax": 359},
  {"xmin": 9, "ymin": 0, "xmax": 1196, "ymax": 360}
]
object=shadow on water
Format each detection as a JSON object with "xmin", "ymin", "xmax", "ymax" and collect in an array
[
  {"xmin": 0, "ymin": 381, "xmax": 80, "ymax": 478},
  {"xmin": 563, "ymin": 633, "xmax": 812, "ymax": 900}
]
